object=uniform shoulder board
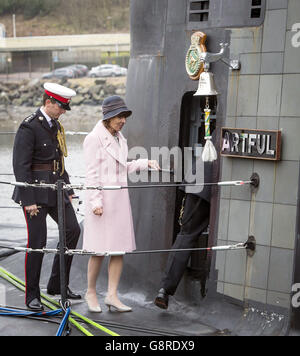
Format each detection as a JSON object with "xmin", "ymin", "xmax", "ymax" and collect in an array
[{"xmin": 24, "ymin": 112, "xmax": 38, "ymax": 123}]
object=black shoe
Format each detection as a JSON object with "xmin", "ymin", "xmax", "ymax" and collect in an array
[
  {"xmin": 26, "ymin": 298, "xmax": 44, "ymax": 311},
  {"xmin": 154, "ymin": 288, "xmax": 169, "ymax": 310},
  {"xmin": 66, "ymin": 287, "xmax": 81, "ymax": 300},
  {"xmin": 47, "ymin": 287, "xmax": 82, "ymax": 300}
]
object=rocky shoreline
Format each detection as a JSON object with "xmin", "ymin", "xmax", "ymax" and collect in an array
[
  {"xmin": 0, "ymin": 77, "xmax": 126, "ymax": 107},
  {"xmin": 0, "ymin": 104, "xmax": 103, "ymax": 132},
  {"xmin": 0, "ymin": 76, "xmax": 127, "ymax": 131}
]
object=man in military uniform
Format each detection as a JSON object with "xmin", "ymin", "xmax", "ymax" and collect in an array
[
  {"xmin": 154, "ymin": 142, "xmax": 215, "ymax": 310},
  {"xmin": 12, "ymin": 82, "xmax": 81, "ymax": 311}
]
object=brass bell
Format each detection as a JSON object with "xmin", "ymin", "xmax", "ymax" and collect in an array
[{"xmin": 194, "ymin": 71, "xmax": 219, "ymax": 96}]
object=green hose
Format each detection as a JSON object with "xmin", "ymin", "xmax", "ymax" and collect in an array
[
  {"xmin": 0, "ymin": 266, "xmax": 119, "ymax": 337},
  {"xmin": 0, "ymin": 267, "xmax": 92, "ymax": 336}
]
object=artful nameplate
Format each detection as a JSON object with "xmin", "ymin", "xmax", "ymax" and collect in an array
[{"xmin": 221, "ymin": 127, "xmax": 281, "ymax": 161}]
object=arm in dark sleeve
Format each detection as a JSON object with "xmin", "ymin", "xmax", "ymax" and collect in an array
[{"xmin": 12, "ymin": 124, "xmax": 36, "ymax": 206}]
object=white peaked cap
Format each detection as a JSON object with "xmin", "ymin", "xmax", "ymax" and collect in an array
[{"xmin": 44, "ymin": 82, "xmax": 76, "ymax": 110}]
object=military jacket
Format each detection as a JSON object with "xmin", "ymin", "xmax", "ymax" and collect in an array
[
  {"xmin": 180, "ymin": 153, "xmax": 213, "ymax": 202},
  {"xmin": 180, "ymin": 132, "xmax": 217, "ymax": 202},
  {"xmin": 12, "ymin": 109, "xmax": 74, "ymax": 207}
]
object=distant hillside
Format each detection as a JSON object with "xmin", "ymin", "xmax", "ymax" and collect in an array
[{"xmin": 0, "ymin": 0, "xmax": 130, "ymax": 37}]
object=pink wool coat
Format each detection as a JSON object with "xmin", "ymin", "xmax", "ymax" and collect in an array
[{"xmin": 82, "ymin": 121, "xmax": 148, "ymax": 253}]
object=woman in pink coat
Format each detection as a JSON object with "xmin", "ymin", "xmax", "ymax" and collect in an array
[{"xmin": 83, "ymin": 95, "xmax": 159, "ymax": 313}]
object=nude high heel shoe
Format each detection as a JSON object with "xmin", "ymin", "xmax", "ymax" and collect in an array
[
  {"xmin": 104, "ymin": 296, "xmax": 132, "ymax": 312},
  {"xmin": 85, "ymin": 293, "xmax": 102, "ymax": 313}
]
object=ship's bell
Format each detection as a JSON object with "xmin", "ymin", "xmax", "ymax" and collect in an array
[{"xmin": 194, "ymin": 71, "xmax": 219, "ymax": 96}]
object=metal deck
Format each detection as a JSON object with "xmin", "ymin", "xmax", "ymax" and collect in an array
[{"xmin": 0, "ymin": 227, "xmax": 293, "ymax": 337}]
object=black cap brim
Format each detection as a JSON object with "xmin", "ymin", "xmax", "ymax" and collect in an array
[{"xmin": 54, "ymin": 99, "xmax": 71, "ymax": 111}]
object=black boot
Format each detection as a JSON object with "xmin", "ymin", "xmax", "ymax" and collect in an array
[
  {"xmin": 26, "ymin": 298, "xmax": 44, "ymax": 311},
  {"xmin": 47, "ymin": 287, "xmax": 81, "ymax": 300},
  {"xmin": 154, "ymin": 288, "xmax": 169, "ymax": 309}
]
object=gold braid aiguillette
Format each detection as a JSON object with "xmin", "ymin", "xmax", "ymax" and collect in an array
[{"xmin": 57, "ymin": 121, "xmax": 68, "ymax": 176}]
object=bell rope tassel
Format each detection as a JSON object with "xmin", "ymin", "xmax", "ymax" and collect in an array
[{"xmin": 202, "ymin": 108, "xmax": 217, "ymax": 162}]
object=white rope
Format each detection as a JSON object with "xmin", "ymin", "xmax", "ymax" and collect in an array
[
  {"xmin": 0, "ymin": 242, "xmax": 247, "ymax": 256},
  {"xmin": 0, "ymin": 179, "xmax": 255, "ymax": 191}
]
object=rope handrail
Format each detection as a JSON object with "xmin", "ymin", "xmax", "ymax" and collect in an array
[
  {"xmin": 0, "ymin": 179, "xmax": 255, "ymax": 191},
  {"xmin": 0, "ymin": 241, "xmax": 251, "ymax": 256}
]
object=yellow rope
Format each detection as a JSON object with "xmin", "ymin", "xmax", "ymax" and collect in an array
[{"xmin": 57, "ymin": 121, "xmax": 68, "ymax": 176}]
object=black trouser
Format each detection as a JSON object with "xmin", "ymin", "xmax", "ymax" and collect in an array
[
  {"xmin": 23, "ymin": 203, "xmax": 80, "ymax": 305},
  {"xmin": 160, "ymin": 194, "xmax": 210, "ymax": 295}
]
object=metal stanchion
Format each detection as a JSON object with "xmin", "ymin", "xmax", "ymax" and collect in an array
[{"xmin": 57, "ymin": 180, "xmax": 69, "ymax": 333}]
